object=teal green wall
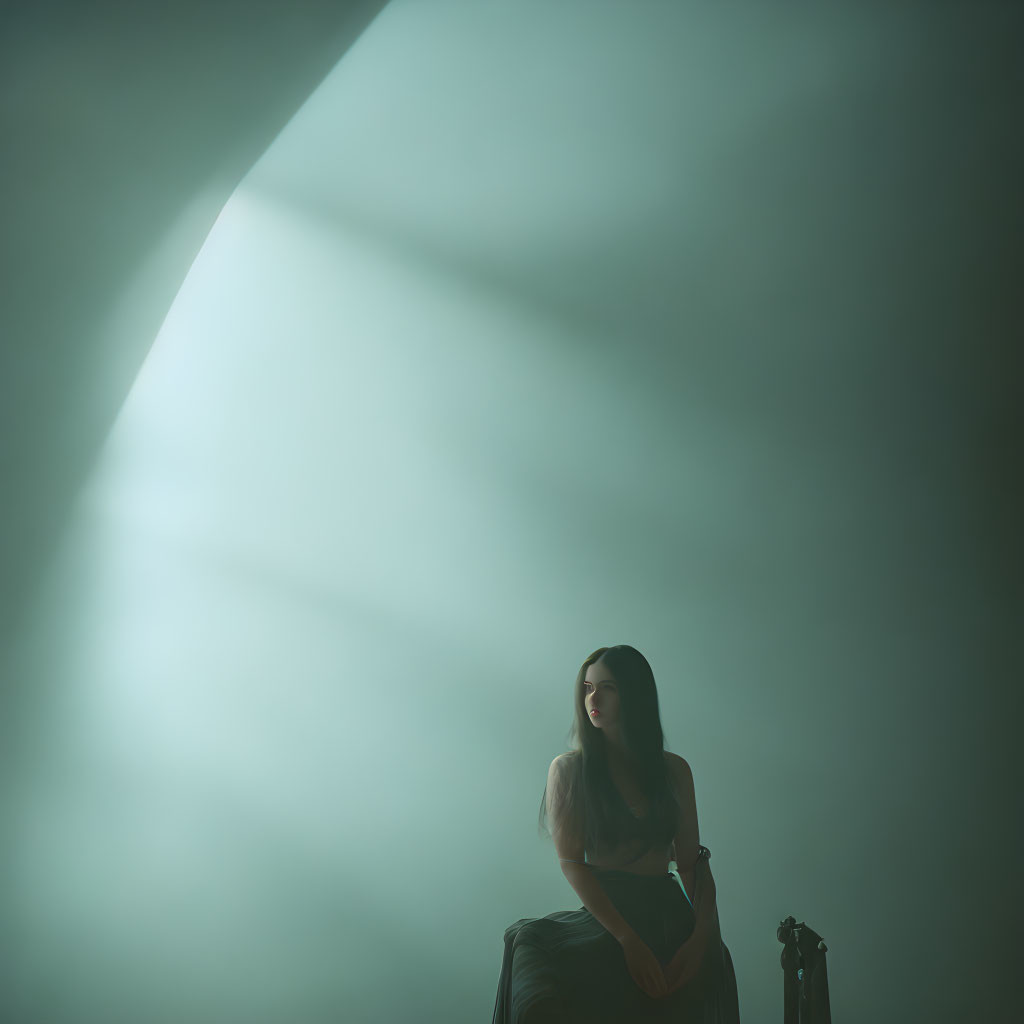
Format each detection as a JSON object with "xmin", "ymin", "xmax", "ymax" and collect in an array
[{"xmin": 2, "ymin": 3, "xmax": 1016, "ymax": 1022}]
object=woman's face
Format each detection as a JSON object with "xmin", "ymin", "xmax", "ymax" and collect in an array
[{"xmin": 583, "ymin": 662, "xmax": 620, "ymax": 728}]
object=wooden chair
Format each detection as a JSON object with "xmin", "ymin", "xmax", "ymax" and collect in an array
[{"xmin": 778, "ymin": 915, "xmax": 831, "ymax": 1024}]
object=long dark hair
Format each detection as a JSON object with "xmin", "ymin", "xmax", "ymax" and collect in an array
[{"xmin": 538, "ymin": 645, "xmax": 678, "ymax": 863}]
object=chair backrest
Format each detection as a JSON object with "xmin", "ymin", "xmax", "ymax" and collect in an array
[{"xmin": 778, "ymin": 915, "xmax": 832, "ymax": 1024}]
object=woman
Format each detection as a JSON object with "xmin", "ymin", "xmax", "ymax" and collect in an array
[{"xmin": 492, "ymin": 645, "xmax": 740, "ymax": 1023}]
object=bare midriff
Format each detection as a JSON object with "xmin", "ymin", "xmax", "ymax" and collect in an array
[{"xmin": 586, "ymin": 842, "xmax": 673, "ymax": 876}]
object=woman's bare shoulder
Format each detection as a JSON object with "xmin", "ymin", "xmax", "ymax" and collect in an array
[
  {"xmin": 663, "ymin": 751, "xmax": 693, "ymax": 785},
  {"xmin": 548, "ymin": 750, "xmax": 580, "ymax": 776}
]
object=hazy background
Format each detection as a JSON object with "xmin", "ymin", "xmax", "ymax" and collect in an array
[{"xmin": 1, "ymin": 2, "xmax": 1018, "ymax": 1023}]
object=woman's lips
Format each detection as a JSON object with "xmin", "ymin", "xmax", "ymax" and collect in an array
[{"xmin": 590, "ymin": 709, "xmax": 600, "ymax": 716}]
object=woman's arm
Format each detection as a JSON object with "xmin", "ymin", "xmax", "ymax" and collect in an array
[
  {"xmin": 548, "ymin": 757, "xmax": 669, "ymax": 998},
  {"xmin": 547, "ymin": 756, "xmax": 639, "ymax": 945},
  {"xmin": 668, "ymin": 754, "xmax": 716, "ymax": 947},
  {"xmin": 558, "ymin": 860, "xmax": 640, "ymax": 945},
  {"xmin": 664, "ymin": 854, "xmax": 717, "ymax": 994},
  {"xmin": 688, "ymin": 850, "xmax": 717, "ymax": 947}
]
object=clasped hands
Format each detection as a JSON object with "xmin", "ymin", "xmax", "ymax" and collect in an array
[{"xmin": 621, "ymin": 930, "xmax": 706, "ymax": 999}]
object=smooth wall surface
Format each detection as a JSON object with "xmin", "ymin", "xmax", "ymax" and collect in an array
[{"xmin": 2, "ymin": 3, "xmax": 1018, "ymax": 1023}]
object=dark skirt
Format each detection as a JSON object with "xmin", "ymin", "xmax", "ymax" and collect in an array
[{"xmin": 491, "ymin": 866, "xmax": 740, "ymax": 1023}]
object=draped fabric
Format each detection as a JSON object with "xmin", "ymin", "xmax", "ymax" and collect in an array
[{"xmin": 491, "ymin": 864, "xmax": 740, "ymax": 1023}]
